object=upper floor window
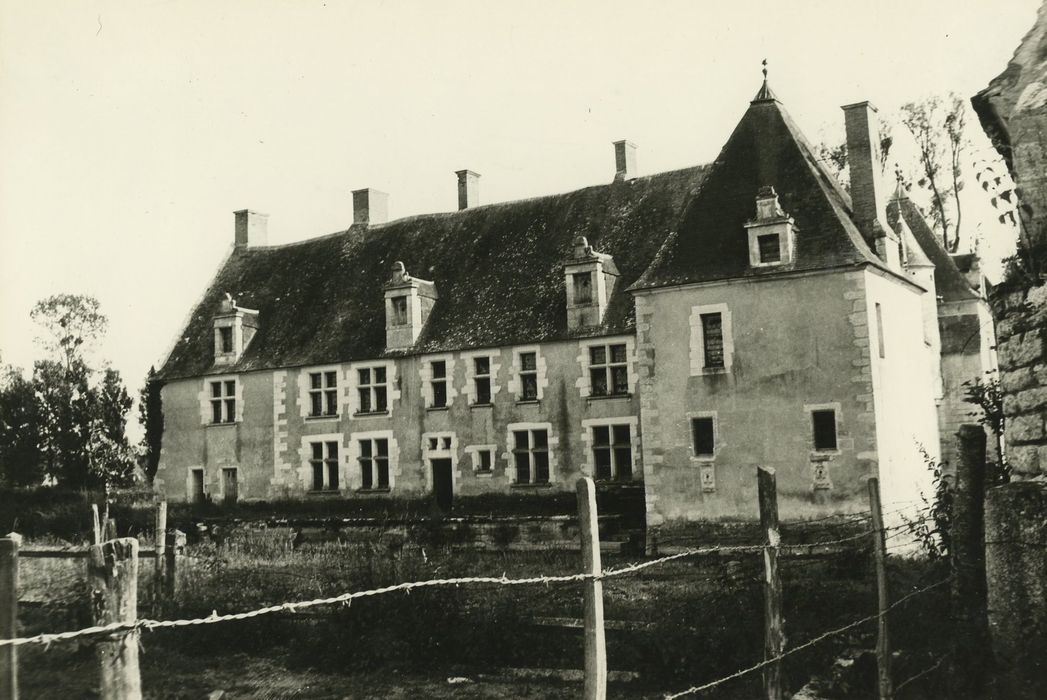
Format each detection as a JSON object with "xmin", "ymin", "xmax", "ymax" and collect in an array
[
  {"xmin": 210, "ymin": 380, "xmax": 236, "ymax": 424},
  {"xmin": 757, "ymin": 234, "xmax": 781, "ymax": 264},
  {"xmin": 519, "ymin": 352, "xmax": 538, "ymax": 401},
  {"xmin": 357, "ymin": 367, "xmax": 388, "ymax": 414},
  {"xmin": 592, "ymin": 424, "xmax": 632, "ymax": 481},
  {"xmin": 512, "ymin": 428, "xmax": 549, "ymax": 484},
  {"xmin": 310, "ymin": 441, "xmax": 339, "ymax": 491},
  {"xmin": 430, "ymin": 360, "xmax": 448, "ymax": 408},
  {"xmin": 358, "ymin": 438, "xmax": 390, "ymax": 490},
  {"xmin": 391, "ymin": 295, "xmax": 409, "ymax": 326},
  {"xmin": 473, "ymin": 357, "xmax": 492, "ymax": 405},
  {"xmin": 573, "ymin": 272, "xmax": 593, "ymax": 304},
  {"xmin": 691, "ymin": 416, "xmax": 715, "ymax": 458},
  {"xmin": 475, "ymin": 448, "xmax": 493, "ymax": 473},
  {"xmin": 812, "ymin": 409, "xmax": 838, "ymax": 451},
  {"xmin": 589, "ymin": 344, "xmax": 629, "ymax": 396},
  {"xmin": 219, "ymin": 327, "xmax": 234, "ymax": 354},
  {"xmin": 701, "ymin": 313, "xmax": 725, "ymax": 369},
  {"xmin": 309, "ymin": 371, "xmax": 338, "ymax": 417}
]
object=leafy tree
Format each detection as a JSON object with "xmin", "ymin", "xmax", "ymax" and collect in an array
[
  {"xmin": 0, "ymin": 365, "xmax": 45, "ymax": 487},
  {"xmin": 899, "ymin": 93, "xmax": 969, "ymax": 252},
  {"xmin": 30, "ymin": 294, "xmax": 107, "ymax": 372},
  {"xmin": 138, "ymin": 367, "xmax": 165, "ymax": 483}
]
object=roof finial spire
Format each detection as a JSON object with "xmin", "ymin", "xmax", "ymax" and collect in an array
[{"xmin": 752, "ymin": 58, "xmax": 778, "ymax": 103}]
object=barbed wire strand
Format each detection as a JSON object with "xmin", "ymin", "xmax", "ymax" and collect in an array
[
  {"xmin": 894, "ymin": 654, "xmax": 949, "ymax": 695},
  {"xmin": 662, "ymin": 576, "xmax": 953, "ymax": 699}
]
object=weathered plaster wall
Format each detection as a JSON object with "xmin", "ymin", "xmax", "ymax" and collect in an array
[{"xmin": 638, "ymin": 270, "xmax": 888, "ymax": 526}]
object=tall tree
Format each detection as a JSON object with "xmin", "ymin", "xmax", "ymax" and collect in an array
[
  {"xmin": 138, "ymin": 367, "xmax": 165, "ymax": 484},
  {"xmin": 0, "ymin": 365, "xmax": 45, "ymax": 487},
  {"xmin": 899, "ymin": 93, "xmax": 969, "ymax": 252},
  {"xmin": 30, "ymin": 294, "xmax": 107, "ymax": 372}
]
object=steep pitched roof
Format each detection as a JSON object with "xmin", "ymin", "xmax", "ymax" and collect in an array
[
  {"xmin": 158, "ymin": 166, "xmax": 709, "ymax": 380},
  {"xmin": 631, "ymin": 86, "xmax": 882, "ymax": 291},
  {"xmin": 887, "ymin": 194, "xmax": 980, "ymax": 302}
]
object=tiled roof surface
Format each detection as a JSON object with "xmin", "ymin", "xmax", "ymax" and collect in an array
[{"xmin": 158, "ymin": 166, "xmax": 709, "ymax": 379}]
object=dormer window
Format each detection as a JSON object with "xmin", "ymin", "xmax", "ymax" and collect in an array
[
  {"xmin": 564, "ymin": 237, "xmax": 619, "ymax": 331},
  {"xmin": 212, "ymin": 293, "xmax": 259, "ymax": 365},
  {"xmin": 745, "ymin": 186, "xmax": 795, "ymax": 268},
  {"xmin": 384, "ymin": 262, "xmax": 437, "ymax": 350}
]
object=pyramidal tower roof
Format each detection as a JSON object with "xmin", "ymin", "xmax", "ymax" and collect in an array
[{"xmin": 751, "ymin": 59, "xmax": 779, "ymax": 103}]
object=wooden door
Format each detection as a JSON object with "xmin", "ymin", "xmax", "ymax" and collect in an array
[
  {"xmin": 191, "ymin": 469, "xmax": 205, "ymax": 504},
  {"xmin": 431, "ymin": 459, "xmax": 453, "ymax": 512},
  {"xmin": 222, "ymin": 468, "xmax": 238, "ymax": 504}
]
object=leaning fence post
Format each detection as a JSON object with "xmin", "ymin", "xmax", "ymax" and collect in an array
[
  {"xmin": 1, "ymin": 536, "xmax": 19, "ymax": 700},
  {"xmin": 88, "ymin": 538, "xmax": 141, "ymax": 700},
  {"xmin": 951, "ymin": 425, "xmax": 989, "ymax": 697},
  {"xmin": 867, "ymin": 477, "xmax": 893, "ymax": 700},
  {"xmin": 153, "ymin": 502, "xmax": 167, "ymax": 615},
  {"xmin": 576, "ymin": 477, "xmax": 607, "ymax": 700},
  {"xmin": 757, "ymin": 466, "xmax": 784, "ymax": 700}
]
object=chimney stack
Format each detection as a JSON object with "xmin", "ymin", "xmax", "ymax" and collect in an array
[
  {"xmin": 842, "ymin": 102, "xmax": 901, "ymax": 268},
  {"xmin": 352, "ymin": 188, "xmax": 389, "ymax": 226},
  {"xmin": 456, "ymin": 170, "xmax": 480, "ymax": 210},
  {"xmin": 234, "ymin": 210, "xmax": 268, "ymax": 249},
  {"xmin": 613, "ymin": 140, "xmax": 637, "ymax": 181}
]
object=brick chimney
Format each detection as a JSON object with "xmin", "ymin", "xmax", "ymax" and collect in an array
[
  {"xmin": 234, "ymin": 210, "xmax": 268, "ymax": 249},
  {"xmin": 352, "ymin": 188, "xmax": 389, "ymax": 226},
  {"xmin": 841, "ymin": 102, "xmax": 900, "ymax": 268},
  {"xmin": 456, "ymin": 170, "xmax": 480, "ymax": 210},
  {"xmin": 613, "ymin": 140, "xmax": 637, "ymax": 181}
]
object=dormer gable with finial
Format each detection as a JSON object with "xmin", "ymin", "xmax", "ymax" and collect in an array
[
  {"xmin": 213, "ymin": 293, "xmax": 259, "ymax": 366},
  {"xmin": 564, "ymin": 236, "xmax": 619, "ymax": 330},
  {"xmin": 384, "ymin": 261, "xmax": 438, "ymax": 350},
  {"xmin": 744, "ymin": 186, "xmax": 795, "ymax": 267}
]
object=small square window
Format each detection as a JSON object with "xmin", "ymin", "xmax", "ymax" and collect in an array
[
  {"xmin": 573, "ymin": 272, "xmax": 593, "ymax": 304},
  {"xmin": 219, "ymin": 326, "xmax": 234, "ymax": 353},
  {"xmin": 476, "ymin": 449, "xmax": 493, "ymax": 472},
  {"xmin": 391, "ymin": 296, "xmax": 409, "ymax": 326},
  {"xmin": 812, "ymin": 409, "xmax": 838, "ymax": 451},
  {"xmin": 757, "ymin": 234, "xmax": 781, "ymax": 263}
]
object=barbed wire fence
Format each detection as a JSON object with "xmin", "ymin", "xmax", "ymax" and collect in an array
[{"xmin": 0, "ymin": 437, "xmax": 995, "ymax": 700}]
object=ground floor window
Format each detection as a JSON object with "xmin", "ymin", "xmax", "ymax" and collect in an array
[
  {"xmin": 592, "ymin": 424, "xmax": 632, "ymax": 481},
  {"xmin": 359, "ymin": 438, "xmax": 390, "ymax": 489},
  {"xmin": 309, "ymin": 441, "xmax": 340, "ymax": 491},
  {"xmin": 512, "ymin": 429, "xmax": 549, "ymax": 484}
]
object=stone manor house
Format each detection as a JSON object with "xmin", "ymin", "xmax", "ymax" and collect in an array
[{"xmin": 152, "ymin": 75, "xmax": 996, "ymax": 533}]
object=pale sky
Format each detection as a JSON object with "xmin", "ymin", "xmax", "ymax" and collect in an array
[{"xmin": 0, "ymin": 0, "xmax": 1040, "ymax": 428}]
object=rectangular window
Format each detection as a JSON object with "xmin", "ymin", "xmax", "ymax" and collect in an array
[
  {"xmin": 519, "ymin": 352, "xmax": 538, "ymax": 401},
  {"xmin": 592, "ymin": 424, "xmax": 633, "ymax": 481},
  {"xmin": 357, "ymin": 366, "xmax": 388, "ymax": 414},
  {"xmin": 219, "ymin": 326, "xmax": 234, "ymax": 353},
  {"xmin": 358, "ymin": 438, "xmax": 390, "ymax": 489},
  {"xmin": 589, "ymin": 343, "xmax": 629, "ymax": 396},
  {"xmin": 209, "ymin": 380, "xmax": 236, "ymax": 423},
  {"xmin": 391, "ymin": 296, "xmax": 409, "ymax": 326},
  {"xmin": 701, "ymin": 313, "xmax": 725, "ymax": 369},
  {"xmin": 473, "ymin": 357, "xmax": 492, "ymax": 405},
  {"xmin": 692, "ymin": 417, "xmax": 715, "ymax": 457},
  {"xmin": 512, "ymin": 429, "xmax": 549, "ymax": 484},
  {"xmin": 308, "ymin": 371, "xmax": 339, "ymax": 417},
  {"xmin": 573, "ymin": 272, "xmax": 593, "ymax": 304},
  {"xmin": 875, "ymin": 302, "xmax": 886, "ymax": 359},
  {"xmin": 757, "ymin": 233, "xmax": 781, "ymax": 263},
  {"xmin": 430, "ymin": 360, "xmax": 447, "ymax": 408},
  {"xmin": 475, "ymin": 449, "xmax": 493, "ymax": 473},
  {"xmin": 812, "ymin": 409, "xmax": 838, "ymax": 451},
  {"xmin": 309, "ymin": 441, "xmax": 339, "ymax": 491}
]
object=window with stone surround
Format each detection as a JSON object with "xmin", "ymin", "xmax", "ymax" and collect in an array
[
  {"xmin": 309, "ymin": 441, "xmax": 340, "ymax": 491},
  {"xmin": 218, "ymin": 326, "xmax": 234, "ymax": 354},
  {"xmin": 592, "ymin": 424, "xmax": 632, "ymax": 481},
  {"xmin": 701, "ymin": 314, "xmax": 725, "ymax": 369},
  {"xmin": 812, "ymin": 409, "xmax": 838, "ymax": 451},
  {"xmin": 589, "ymin": 343, "xmax": 629, "ymax": 397},
  {"xmin": 308, "ymin": 371, "xmax": 339, "ymax": 417},
  {"xmin": 391, "ymin": 295, "xmax": 409, "ymax": 326},
  {"xmin": 358, "ymin": 438, "xmax": 390, "ymax": 490},
  {"xmin": 573, "ymin": 272, "xmax": 593, "ymax": 304},
  {"xmin": 430, "ymin": 360, "xmax": 448, "ymax": 408},
  {"xmin": 475, "ymin": 448, "xmax": 493, "ymax": 473},
  {"xmin": 757, "ymin": 233, "xmax": 781, "ymax": 264},
  {"xmin": 473, "ymin": 357, "xmax": 492, "ymax": 405},
  {"xmin": 519, "ymin": 352, "xmax": 539, "ymax": 401},
  {"xmin": 210, "ymin": 380, "xmax": 236, "ymax": 424},
  {"xmin": 691, "ymin": 416, "xmax": 715, "ymax": 458},
  {"xmin": 690, "ymin": 304, "xmax": 733, "ymax": 375},
  {"xmin": 357, "ymin": 366, "xmax": 388, "ymax": 414},
  {"xmin": 512, "ymin": 428, "xmax": 549, "ymax": 484}
]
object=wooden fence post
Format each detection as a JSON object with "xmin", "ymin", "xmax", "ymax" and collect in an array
[
  {"xmin": 757, "ymin": 466, "xmax": 784, "ymax": 700},
  {"xmin": 576, "ymin": 477, "xmax": 607, "ymax": 700},
  {"xmin": 951, "ymin": 425, "xmax": 989, "ymax": 698},
  {"xmin": 91, "ymin": 504, "xmax": 101, "ymax": 545},
  {"xmin": 153, "ymin": 502, "xmax": 167, "ymax": 615},
  {"xmin": 1, "ymin": 537, "xmax": 19, "ymax": 700},
  {"xmin": 88, "ymin": 538, "xmax": 141, "ymax": 700},
  {"xmin": 867, "ymin": 477, "xmax": 893, "ymax": 700},
  {"xmin": 163, "ymin": 531, "xmax": 179, "ymax": 601},
  {"xmin": 103, "ymin": 518, "xmax": 117, "ymax": 542}
]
